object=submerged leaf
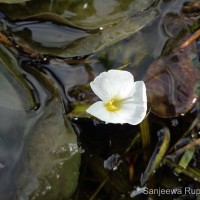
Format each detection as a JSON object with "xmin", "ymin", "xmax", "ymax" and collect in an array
[
  {"xmin": 174, "ymin": 147, "xmax": 195, "ymax": 174},
  {"xmin": 140, "ymin": 127, "xmax": 170, "ymax": 185},
  {"xmin": 144, "ymin": 45, "xmax": 200, "ymax": 117},
  {"xmin": 88, "ymin": 155, "xmax": 131, "ymax": 195},
  {"xmin": 140, "ymin": 117, "xmax": 151, "ymax": 149},
  {"xmin": 164, "ymin": 159, "xmax": 200, "ymax": 183}
]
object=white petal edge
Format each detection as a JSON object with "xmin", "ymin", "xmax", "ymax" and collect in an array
[
  {"xmin": 90, "ymin": 72, "xmax": 110, "ymax": 102},
  {"xmin": 131, "ymin": 81, "xmax": 147, "ymax": 103},
  {"xmin": 117, "ymin": 101, "xmax": 147, "ymax": 125},
  {"xmin": 90, "ymin": 70, "xmax": 134, "ymax": 102},
  {"xmin": 86, "ymin": 101, "xmax": 126, "ymax": 124},
  {"xmin": 116, "ymin": 81, "xmax": 147, "ymax": 125}
]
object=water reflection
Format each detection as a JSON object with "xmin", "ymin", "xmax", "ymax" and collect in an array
[{"xmin": 0, "ymin": 0, "xmax": 199, "ymax": 199}]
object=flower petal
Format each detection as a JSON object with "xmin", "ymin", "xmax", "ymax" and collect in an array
[
  {"xmin": 117, "ymin": 81, "xmax": 147, "ymax": 125},
  {"xmin": 117, "ymin": 100, "xmax": 147, "ymax": 125},
  {"xmin": 90, "ymin": 70, "xmax": 134, "ymax": 102},
  {"xmin": 131, "ymin": 81, "xmax": 147, "ymax": 103},
  {"xmin": 86, "ymin": 101, "xmax": 126, "ymax": 124}
]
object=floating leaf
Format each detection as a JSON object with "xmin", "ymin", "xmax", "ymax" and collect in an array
[
  {"xmin": 144, "ymin": 45, "xmax": 200, "ymax": 117},
  {"xmin": 97, "ymin": 31, "xmax": 148, "ymax": 69},
  {"xmin": 0, "ymin": 64, "xmax": 28, "ymax": 110},
  {"xmin": 0, "ymin": 59, "xmax": 45, "ymax": 200},
  {"xmin": 24, "ymin": 12, "xmax": 85, "ymax": 29},
  {"xmin": 0, "ymin": 0, "xmax": 157, "ymax": 29},
  {"xmin": 0, "ymin": 44, "xmax": 35, "ymax": 109},
  {"xmin": 11, "ymin": 21, "xmax": 89, "ymax": 48},
  {"xmin": 0, "ymin": 0, "xmax": 29, "ymax": 4},
  {"xmin": 0, "ymin": 49, "xmax": 80, "ymax": 199},
  {"xmin": 8, "ymin": 9, "xmax": 158, "ymax": 57},
  {"xmin": 17, "ymin": 98, "xmax": 80, "ymax": 200},
  {"xmin": 0, "ymin": 104, "xmax": 35, "ymax": 200},
  {"xmin": 140, "ymin": 127, "xmax": 170, "ymax": 185}
]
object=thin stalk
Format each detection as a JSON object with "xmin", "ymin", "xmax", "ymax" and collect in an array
[
  {"xmin": 164, "ymin": 158, "xmax": 200, "ymax": 183},
  {"xmin": 89, "ymin": 176, "xmax": 109, "ymax": 200},
  {"xmin": 140, "ymin": 117, "xmax": 151, "ymax": 149}
]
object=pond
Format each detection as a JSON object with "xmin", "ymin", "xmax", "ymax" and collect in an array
[{"xmin": 0, "ymin": 0, "xmax": 200, "ymax": 200}]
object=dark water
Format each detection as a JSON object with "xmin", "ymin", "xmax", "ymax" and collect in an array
[{"xmin": 0, "ymin": 0, "xmax": 200, "ymax": 200}]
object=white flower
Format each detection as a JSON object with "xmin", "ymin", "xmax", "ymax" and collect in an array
[{"xmin": 86, "ymin": 70, "xmax": 147, "ymax": 125}]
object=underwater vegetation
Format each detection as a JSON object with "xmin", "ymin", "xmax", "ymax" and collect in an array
[{"xmin": 0, "ymin": 0, "xmax": 200, "ymax": 199}]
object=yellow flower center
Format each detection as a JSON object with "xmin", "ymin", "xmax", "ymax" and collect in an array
[{"xmin": 105, "ymin": 98, "xmax": 122, "ymax": 112}]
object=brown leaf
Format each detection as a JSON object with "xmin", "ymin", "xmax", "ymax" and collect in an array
[
  {"xmin": 0, "ymin": 31, "xmax": 12, "ymax": 47},
  {"xmin": 144, "ymin": 45, "xmax": 199, "ymax": 117}
]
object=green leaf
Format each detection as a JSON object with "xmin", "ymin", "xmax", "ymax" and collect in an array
[
  {"xmin": 68, "ymin": 102, "xmax": 90, "ymax": 118},
  {"xmin": 174, "ymin": 147, "xmax": 195, "ymax": 174},
  {"xmin": 0, "ymin": 0, "xmax": 29, "ymax": 3},
  {"xmin": 140, "ymin": 117, "xmax": 151, "ymax": 149},
  {"xmin": 140, "ymin": 127, "xmax": 170, "ymax": 185},
  {"xmin": 1, "ymin": 0, "xmax": 157, "ymax": 29},
  {"xmin": 17, "ymin": 98, "xmax": 80, "ymax": 199},
  {"xmin": 0, "ymin": 64, "xmax": 28, "ymax": 110},
  {"xmin": 10, "ymin": 9, "xmax": 158, "ymax": 57},
  {"xmin": 0, "ymin": 44, "xmax": 35, "ymax": 109},
  {"xmin": 164, "ymin": 159, "xmax": 200, "ymax": 183}
]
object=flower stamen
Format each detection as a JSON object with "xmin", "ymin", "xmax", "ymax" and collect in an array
[{"xmin": 105, "ymin": 98, "xmax": 122, "ymax": 112}]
